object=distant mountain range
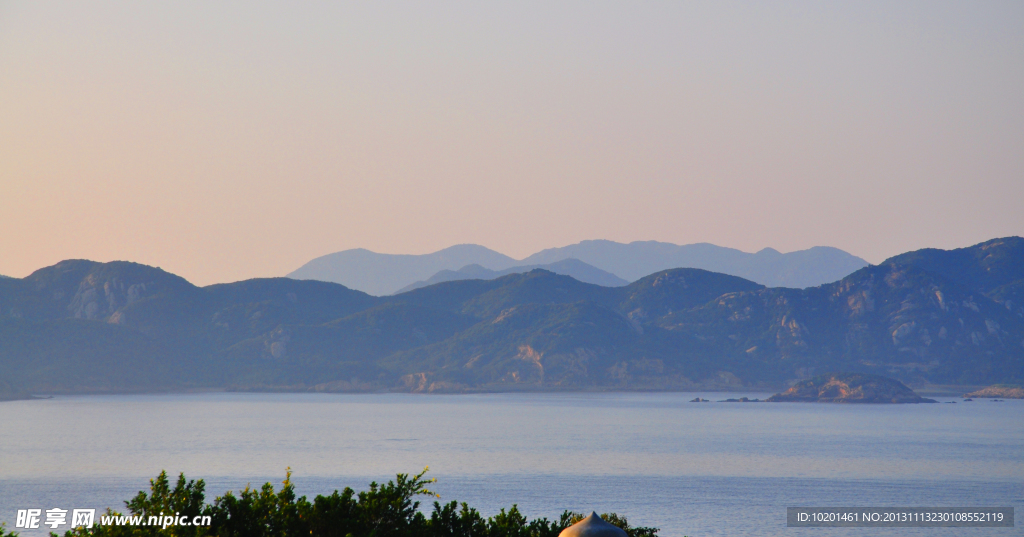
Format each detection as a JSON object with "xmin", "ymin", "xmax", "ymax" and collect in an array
[
  {"xmin": 394, "ymin": 259, "xmax": 628, "ymax": 294},
  {"xmin": 287, "ymin": 244, "xmax": 515, "ymax": 296},
  {"xmin": 515, "ymin": 240, "xmax": 869, "ymax": 287},
  {"xmin": 1, "ymin": 237, "xmax": 1021, "ymax": 395},
  {"xmin": 287, "ymin": 240, "xmax": 869, "ymax": 295}
]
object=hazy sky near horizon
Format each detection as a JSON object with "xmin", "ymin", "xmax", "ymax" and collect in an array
[{"xmin": 2, "ymin": 1, "xmax": 1022, "ymax": 285}]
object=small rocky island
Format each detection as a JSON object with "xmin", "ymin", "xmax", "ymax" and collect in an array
[
  {"xmin": 963, "ymin": 385, "xmax": 1024, "ymax": 399},
  {"xmin": 767, "ymin": 372, "xmax": 936, "ymax": 404}
]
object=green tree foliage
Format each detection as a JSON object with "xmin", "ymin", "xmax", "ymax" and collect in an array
[
  {"xmin": 427, "ymin": 501, "xmax": 487, "ymax": 537},
  {"xmin": 48, "ymin": 469, "xmax": 658, "ymax": 537},
  {"xmin": 61, "ymin": 471, "xmax": 210, "ymax": 537}
]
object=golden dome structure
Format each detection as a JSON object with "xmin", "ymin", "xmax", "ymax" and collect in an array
[{"xmin": 558, "ymin": 512, "xmax": 628, "ymax": 537}]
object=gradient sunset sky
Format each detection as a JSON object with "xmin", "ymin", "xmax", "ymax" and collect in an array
[{"xmin": 2, "ymin": 1, "xmax": 1022, "ymax": 285}]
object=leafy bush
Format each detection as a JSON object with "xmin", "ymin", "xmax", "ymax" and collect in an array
[{"xmin": 42, "ymin": 469, "xmax": 659, "ymax": 537}]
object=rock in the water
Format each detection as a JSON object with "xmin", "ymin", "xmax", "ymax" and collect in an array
[
  {"xmin": 559, "ymin": 512, "xmax": 627, "ymax": 537},
  {"xmin": 766, "ymin": 372, "xmax": 936, "ymax": 404},
  {"xmin": 963, "ymin": 385, "xmax": 1024, "ymax": 399}
]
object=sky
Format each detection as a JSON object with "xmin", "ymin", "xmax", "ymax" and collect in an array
[{"xmin": 1, "ymin": 1, "xmax": 1022, "ymax": 286}]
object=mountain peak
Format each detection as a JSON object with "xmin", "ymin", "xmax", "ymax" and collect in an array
[{"xmin": 883, "ymin": 236, "xmax": 1024, "ymax": 296}]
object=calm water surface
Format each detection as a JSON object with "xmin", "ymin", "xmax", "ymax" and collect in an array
[{"xmin": 1, "ymin": 392, "xmax": 1021, "ymax": 536}]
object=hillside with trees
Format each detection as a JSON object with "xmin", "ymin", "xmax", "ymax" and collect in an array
[
  {"xmin": 1, "ymin": 469, "xmax": 658, "ymax": 537},
  {"xmin": 1, "ymin": 238, "xmax": 1022, "ymax": 394}
]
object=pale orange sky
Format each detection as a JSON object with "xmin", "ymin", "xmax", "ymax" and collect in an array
[{"xmin": 2, "ymin": 1, "xmax": 1022, "ymax": 286}]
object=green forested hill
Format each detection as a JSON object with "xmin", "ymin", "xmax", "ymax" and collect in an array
[
  {"xmin": 1, "ymin": 240, "xmax": 1022, "ymax": 394},
  {"xmin": 660, "ymin": 263, "xmax": 1024, "ymax": 385},
  {"xmin": 883, "ymin": 236, "xmax": 1024, "ymax": 293},
  {"xmin": 884, "ymin": 236, "xmax": 1024, "ymax": 319}
]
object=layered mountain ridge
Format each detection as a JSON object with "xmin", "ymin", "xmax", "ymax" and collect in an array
[
  {"xmin": 1, "ymin": 238, "xmax": 1022, "ymax": 394},
  {"xmin": 288, "ymin": 240, "xmax": 869, "ymax": 295},
  {"xmin": 395, "ymin": 259, "xmax": 629, "ymax": 293}
]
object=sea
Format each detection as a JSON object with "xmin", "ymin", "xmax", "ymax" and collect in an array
[{"xmin": 0, "ymin": 392, "xmax": 1020, "ymax": 536}]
